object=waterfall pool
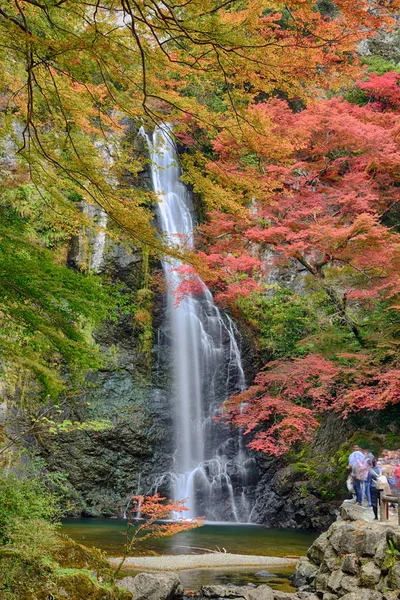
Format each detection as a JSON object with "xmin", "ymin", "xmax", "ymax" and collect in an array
[
  {"xmin": 62, "ymin": 519, "xmax": 317, "ymax": 557},
  {"xmin": 62, "ymin": 519, "xmax": 317, "ymax": 591}
]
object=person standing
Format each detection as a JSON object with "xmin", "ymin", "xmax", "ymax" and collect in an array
[
  {"xmin": 348, "ymin": 445, "xmax": 366, "ymax": 505},
  {"xmin": 364, "ymin": 449, "xmax": 374, "ymax": 507},
  {"xmin": 394, "ymin": 460, "xmax": 400, "ymax": 496},
  {"xmin": 368, "ymin": 458, "xmax": 382, "ymax": 520}
]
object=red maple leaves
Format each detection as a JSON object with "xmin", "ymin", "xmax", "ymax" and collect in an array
[
  {"xmin": 357, "ymin": 71, "xmax": 400, "ymax": 111},
  {"xmin": 223, "ymin": 354, "xmax": 400, "ymax": 456},
  {"xmin": 198, "ymin": 84, "xmax": 400, "ymax": 306},
  {"xmin": 180, "ymin": 71, "xmax": 400, "ymax": 455},
  {"xmin": 115, "ymin": 493, "xmax": 203, "ymax": 575}
]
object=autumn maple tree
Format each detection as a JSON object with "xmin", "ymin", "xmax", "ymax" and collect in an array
[
  {"xmin": 223, "ymin": 353, "xmax": 400, "ymax": 456},
  {"xmin": 0, "ymin": 0, "xmax": 399, "ymax": 254},
  {"xmin": 178, "ymin": 71, "xmax": 400, "ymax": 455},
  {"xmin": 185, "ymin": 72, "xmax": 400, "ymax": 317},
  {"xmin": 115, "ymin": 493, "xmax": 202, "ymax": 575}
]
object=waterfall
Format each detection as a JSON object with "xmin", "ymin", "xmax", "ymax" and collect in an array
[
  {"xmin": 142, "ymin": 124, "xmax": 256, "ymax": 522},
  {"xmin": 90, "ymin": 208, "xmax": 108, "ymax": 272},
  {"xmin": 73, "ymin": 204, "xmax": 108, "ymax": 273}
]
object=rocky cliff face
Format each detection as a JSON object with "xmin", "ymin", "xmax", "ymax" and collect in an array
[
  {"xmin": 250, "ymin": 414, "xmax": 354, "ymax": 531},
  {"xmin": 39, "ymin": 124, "xmax": 263, "ymax": 520},
  {"xmin": 36, "ymin": 120, "xmax": 389, "ymax": 526},
  {"xmin": 40, "ymin": 190, "xmax": 348, "ymax": 524},
  {"xmin": 40, "ymin": 203, "xmax": 179, "ymax": 516},
  {"xmin": 250, "ymin": 463, "xmax": 338, "ymax": 531}
]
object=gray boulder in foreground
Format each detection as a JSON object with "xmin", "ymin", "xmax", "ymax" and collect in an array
[
  {"xmin": 200, "ymin": 584, "xmax": 321, "ymax": 599},
  {"xmin": 116, "ymin": 572, "xmax": 182, "ymax": 600}
]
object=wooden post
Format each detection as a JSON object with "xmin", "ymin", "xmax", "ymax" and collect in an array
[
  {"xmin": 380, "ymin": 495, "xmax": 400, "ymax": 522},
  {"xmin": 380, "ymin": 495, "xmax": 386, "ymax": 521}
]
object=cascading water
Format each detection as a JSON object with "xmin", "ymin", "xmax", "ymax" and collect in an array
[
  {"xmin": 90, "ymin": 207, "xmax": 108, "ymax": 272},
  {"xmin": 142, "ymin": 124, "xmax": 257, "ymax": 522},
  {"xmin": 72, "ymin": 204, "xmax": 108, "ymax": 273}
]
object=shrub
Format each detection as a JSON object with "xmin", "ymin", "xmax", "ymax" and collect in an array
[
  {"xmin": 0, "ymin": 472, "xmax": 58, "ymax": 538},
  {"xmin": 4, "ymin": 517, "xmax": 61, "ymax": 563}
]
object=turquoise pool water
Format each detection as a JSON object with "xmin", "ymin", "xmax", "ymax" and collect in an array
[{"xmin": 62, "ymin": 519, "xmax": 317, "ymax": 557}]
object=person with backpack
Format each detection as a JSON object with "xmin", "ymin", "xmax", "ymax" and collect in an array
[
  {"xmin": 363, "ymin": 448, "xmax": 374, "ymax": 507},
  {"xmin": 368, "ymin": 458, "xmax": 382, "ymax": 520},
  {"xmin": 353, "ymin": 451, "xmax": 369, "ymax": 505}
]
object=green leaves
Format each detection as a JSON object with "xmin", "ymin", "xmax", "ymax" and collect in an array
[
  {"xmin": 237, "ymin": 287, "xmax": 313, "ymax": 360},
  {"xmin": 43, "ymin": 418, "xmax": 112, "ymax": 435},
  {"xmin": 0, "ymin": 202, "xmax": 114, "ymax": 400},
  {"xmin": 0, "ymin": 474, "xmax": 58, "ymax": 538}
]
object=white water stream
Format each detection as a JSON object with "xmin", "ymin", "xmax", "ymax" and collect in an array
[
  {"xmin": 142, "ymin": 124, "xmax": 255, "ymax": 521},
  {"xmin": 75, "ymin": 204, "xmax": 108, "ymax": 272}
]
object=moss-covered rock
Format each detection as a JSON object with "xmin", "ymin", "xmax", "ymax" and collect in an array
[
  {"xmin": 53, "ymin": 538, "xmax": 115, "ymax": 581},
  {"xmin": 54, "ymin": 571, "xmax": 132, "ymax": 600},
  {"xmin": 0, "ymin": 549, "xmax": 53, "ymax": 600},
  {"xmin": 0, "ymin": 536, "xmax": 132, "ymax": 600}
]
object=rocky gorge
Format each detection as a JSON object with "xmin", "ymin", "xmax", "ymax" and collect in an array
[
  {"xmin": 35, "ymin": 124, "xmax": 398, "ymax": 529},
  {"xmin": 33, "ymin": 126, "xmax": 361, "ymax": 530}
]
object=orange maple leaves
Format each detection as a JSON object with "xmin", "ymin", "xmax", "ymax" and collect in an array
[
  {"xmin": 189, "ymin": 73, "xmax": 400, "ymax": 309},
  {"xmin": 181, "ymin": 71, "xmax": 400, "ymax": 456},
  {"xmin": 115, "ymin": 493, "xmax": 203, "ymax": 575}
]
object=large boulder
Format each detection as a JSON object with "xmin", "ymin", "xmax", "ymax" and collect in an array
[
  {"xmin": 116, "ymin": 572, "xmax": 182, "ymax": 600},
  {"xmin": 201, "ymin": 585, "xmax": 249, "ymax": 599},
  {"xmin": 387, "ymin": 562, "xmax": 400, "ymax": 590},
  {"xmin": 359, "ymin": 560, "xmax": 382, "ymax": 587},
  {"xmin": 200, "ymin": 586, "xmax": 322, "ymax": 600},
  {"xmin": 340, "ymin": 554, "xmax": 358, "ymax": 575},
  {"xmin": 294, "ymin": 501, "xmax": 400, "ymax": 599},
  {"xmin": 339, "ymin": 502, "xmax": 369, "ymax": 522},
  {"xmin": 201, "ymin": 585, "xmax": 276, "ymax": 599},
  {"xmin": 55, "ymin": 572, "xmax": 133, "ymax": 599},
  {"xmin": 340, "ymin": 592, "xmax": 383, "ymax": 600},
  {"xmin": 359, "ymin": 527, "xmax": 383, "ymax": 556},
  {"xmin": 292, "ymin": 557, "xmax": 318, "ymax": 590},
  {"xmin": 328, "ymin": 523, "xmax": 358, "ymax": 555},
  {"xmin": 339, "ymin": 574, "xmax": 358, "ymax": 594},
  {"xmin": 247, "ymin": 587, "xmax": 276, "ymax": 600},
  {"xmin": 307, "ymin": 532, "xmax": 329, "ymax": 565}
]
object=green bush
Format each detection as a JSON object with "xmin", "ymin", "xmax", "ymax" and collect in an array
[
  {"xmin": 237, "ymin": 287, "xmax": 314, "ymax": 360},
  {"xmin": 362, "ymin": 56, "xmax": 400, "ymax": 75},
  {"xmin": 0, "ymin": 549, "xmax": 52, "ymax": 600},
  {"xmin": 0, "ymin": 472, "xmax": 58, "ymax": 538},
  {"xmin": 4, "ymin": 517, "xmax": 61, "ymax": 563}
]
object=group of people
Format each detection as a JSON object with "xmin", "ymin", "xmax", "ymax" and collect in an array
[{"xmin": 347, "ymin": 445, "xmax": 400, "ymax": 520}]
